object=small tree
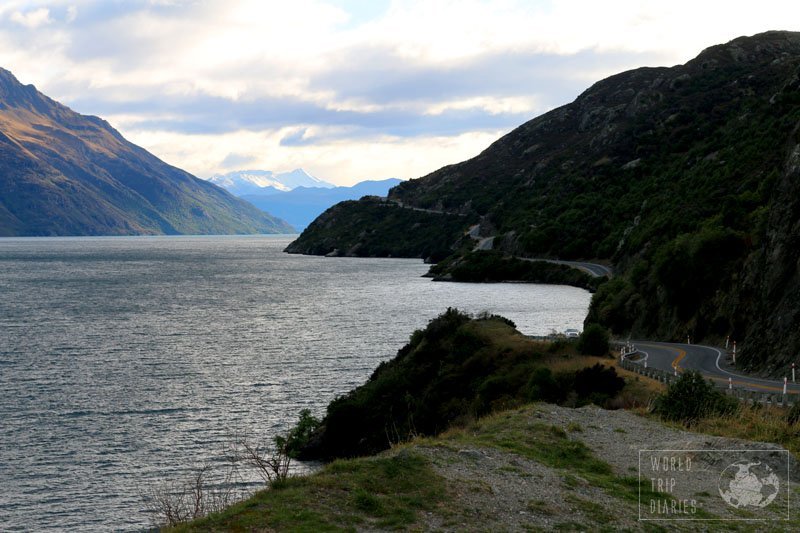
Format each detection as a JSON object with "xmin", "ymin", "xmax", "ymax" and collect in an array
[
  {"xmin": 237, "ymin": 435, "xmax": 292, "ymax": 486},
  {"xmin": 142, "ymin": 462, "xmax": 245, "ymax": 527},
  {"xmin": 652, "ymin": 371, "xmax": 738, "ymax": 425},
  {"xmin": 577, "ymin": 323, "xmax": 610, "ymax": 356},
  {"xmin": 282, "ymin": 409, "xmax": 321, "ymax": 458}
]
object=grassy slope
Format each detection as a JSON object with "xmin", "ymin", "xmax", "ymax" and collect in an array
[
  {"xmin": 171, "ymin": 452, "xmax": 447, "ymax": 532},
  {"xmin": 299, "ymin": 310, "xmax": 629, "ymax": 461},
  {"xmin": 173, "ymin": 402, "xmax": 800, "ymax": 532},
  {"xmin": 169, "ymin": 327, "xmax": 800, "ymax": 531}
]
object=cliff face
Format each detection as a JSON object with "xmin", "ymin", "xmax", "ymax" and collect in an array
[
  {"xmin": 0, "ymin": 68, "xmax": 293, "ymax": 236},
  {"xmin": 736, "ymin": 140, "xmax": 800, "ymax": 371},
  {"xmin": 288, "ymin": 31, "xmax": 800, "ymax": 372}
]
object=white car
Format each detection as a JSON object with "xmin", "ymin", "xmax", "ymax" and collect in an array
[{"xmin": 565, "ymin": 328, "xmax": 581, "ymax": 338}]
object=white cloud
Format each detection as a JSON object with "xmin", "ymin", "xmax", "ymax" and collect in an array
[
  {"xmin": 425, "ymin": 96, "xmax": 541, "ymax": 116},
  {"xmin": 10, "ymin": 7, "xmax": 51, "ymax": 28},
  {"xmin": 2, "ymin": 1, "xmax": 800, "ymax": 184},
  {"xmin": 117, "ymin": 124, "xmax": 503, "ymax": 185}
]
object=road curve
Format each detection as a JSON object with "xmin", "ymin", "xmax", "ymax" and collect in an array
[
  {"xmin": 630, "ymin": 341, "xmax": 800, "ymax": 395},
  {"xmin": 521, "ymin": 258, "xmax": 613, "ymax": 278}
]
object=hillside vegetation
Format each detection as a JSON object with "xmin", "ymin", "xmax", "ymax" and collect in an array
[
  {"xmin": 285, "ymin": 198, "xmax": 468, "ymax": 262},
  {"xmin": 297, "ymin": 309, "xmax": 627, "ymax": 461},
  {"xmin": 288, "ymin": 31, "xmax": 800, "ymax": 372}
]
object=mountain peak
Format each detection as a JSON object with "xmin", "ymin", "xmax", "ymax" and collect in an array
[
  {"xmin": 209, "ymin": 168, "xmax": 335, "ymax": 195},
  {"xmin": 0, "ymin": 66, "xmax": 40, "ymax": 109}
]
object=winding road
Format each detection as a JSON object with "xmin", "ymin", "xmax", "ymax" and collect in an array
[
  {"xmin": 520, "ymin": 257, "xmax": 613, "ymax": 278},
  {"xmin": 630, "ymin": 341, "xmax": 800, "ymax": 395}
]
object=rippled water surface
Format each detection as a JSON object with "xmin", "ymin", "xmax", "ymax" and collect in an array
[{"xmin": 0, "ymin": 235, "xmax": 591, "ymax": 531}]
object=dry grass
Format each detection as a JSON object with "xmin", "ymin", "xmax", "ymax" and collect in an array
[
  {"xmin": 662, "ymin": 404, "xmax": 800, "ymax": 457},
  {"xmin": 470, "ymin": 319, "xmax": 542, "ymax": 355}
]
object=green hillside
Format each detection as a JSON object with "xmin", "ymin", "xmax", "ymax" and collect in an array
[{"xmin": 287, "ymin": 31, "xmax": 800, "ymax": 373}]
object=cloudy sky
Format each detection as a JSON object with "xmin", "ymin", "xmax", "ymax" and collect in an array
[{"xmin": 0, "ymin": 1, "xmax": 797, "ymax": 185}]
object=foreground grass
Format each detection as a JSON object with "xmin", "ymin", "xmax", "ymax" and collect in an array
[
  {"xmin": 611, "ymin": 360, "xmax": 800, "ymax": 457},
  {"xmin": 169, "ymin": 452, "xmax": 447, "ymax": 532},
  {"xmin": 170, "ymin": 402, "xmax": 799, "ymax": 532}
]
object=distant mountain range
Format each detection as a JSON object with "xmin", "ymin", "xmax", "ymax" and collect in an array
[
  {"xmin": 0, "ymin": 68, "xmax": 293, "ymax": 236},
  {"xmin": 209, "ymin": 170, "xmax": 401, "ymax": 230},
  {"xmin": 208, "ymin": 169, "xmax": 335, "ymax": 196},
  {"xmin": 243, "ymin": 179, "xmax": 402, "ymax": 230}
]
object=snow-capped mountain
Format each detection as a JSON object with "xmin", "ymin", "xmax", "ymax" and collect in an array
[{"xmin": 208, "ymin": 169, "xmax": 335, "ymax": 196}]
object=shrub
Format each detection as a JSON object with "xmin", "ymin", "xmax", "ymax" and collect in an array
[
  {"xmin": 524, "ymin": 367, "xmax": 563, "ymax": 403},
  {"xmin": 476, "ymin": 311, "xmax": 516, "ymax": 329},
  {"xmin": 577, "ymin": 324, "xmax": 610, "ymax": 356},
  {"xmin": 652, "ymin": 371, "xmax": 739, "ymax": 425},
  {"xmin": 573, "ymin": 363, "xmax": 625, "ymax": 405}
]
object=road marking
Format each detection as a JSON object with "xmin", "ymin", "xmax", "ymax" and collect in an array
[
  {"xmin": 636, "ymin": 342, "xmax": 685, "ymax": 372},
  {"xmin": 670, "ymin": 348, "xmax": 686, "ymax": 371}
]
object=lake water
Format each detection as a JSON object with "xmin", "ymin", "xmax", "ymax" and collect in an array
[{"xmin": 0, "ymin": 235, "xmax": 591, "ymax": 531}]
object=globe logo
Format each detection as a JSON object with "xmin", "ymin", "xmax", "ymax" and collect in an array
[{"xmin": 718, "ymin": 460, "xmax": 780, "ymax": 509}]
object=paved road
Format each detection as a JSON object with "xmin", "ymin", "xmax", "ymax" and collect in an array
[
  {"xmin": 521, "ymin": 258, "xmax": 613, "ymax": 278},
  {"xmin": 630, "ymin": 341, "xmax": 800, "ymax": 394},
  {"xmin": 387, "ymin": 199, "xmax": 468, "ymax": 217}
]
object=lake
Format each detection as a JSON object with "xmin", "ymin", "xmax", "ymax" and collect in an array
[{"xmin": 0, "ymin": 235, "xmax": 591, "ymax": 531}]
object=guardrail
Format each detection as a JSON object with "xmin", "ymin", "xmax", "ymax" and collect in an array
[{"xmin": 616, "ymin": 344, "xmax": 797, "ymax": 409}]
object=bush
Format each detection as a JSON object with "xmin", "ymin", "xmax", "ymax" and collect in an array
[
  {"xmin": 577, "ymin": 323, "xmax": 610, "ymax": 356},
  {"xmin": 573, "ymin": 363, "xmax": 625, "ymax": 405},
  {"xmin": 524, "ymin": 367, "xmax": 563, "ymax": 403},
  {"xmin": 282, "ymin": 409, "xmax": 321, "ymax": 458},
  {"xmin": 652, "ymin": 371, "xmax": 739, "ymax": 425}
]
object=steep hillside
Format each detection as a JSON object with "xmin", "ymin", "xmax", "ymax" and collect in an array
[
  {"xmin": 287, "ymin": 31, "xmax": 800, "ymax": 372},
  {"xmin": 285, "ymin": 197, "xmax": 468, "ymax": 262},
  {"xmin": 0, "ymin": 68, "xmax": 293, "ymax": 236}
]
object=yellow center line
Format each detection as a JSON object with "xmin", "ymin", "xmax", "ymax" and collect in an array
[{"xmin": 671, "ymin": 349, "xmax": 686, "ymax": 371}]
